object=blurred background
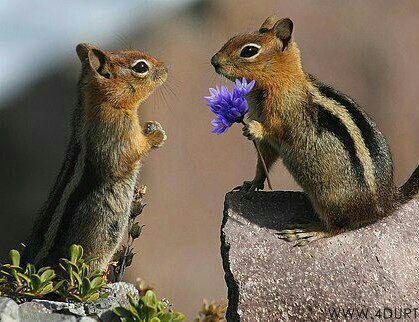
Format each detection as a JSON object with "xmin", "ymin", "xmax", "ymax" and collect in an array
[{"xmin": 0, "ymin": 0, "xmax": 418, "ymax": 318}]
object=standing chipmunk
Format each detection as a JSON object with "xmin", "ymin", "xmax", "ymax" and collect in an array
[
  {"xmin": 22, "ymin": 43, "xmax": 167, "ymax": 269},
  {"xmin": 211, "ymin": 15, "xmax": 419, "ymax": 245}
]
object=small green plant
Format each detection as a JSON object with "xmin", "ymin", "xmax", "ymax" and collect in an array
[
  {"xmin": 0, "ymin": 249, "xmax": 57, "ymax": 302},
  {"xmin": 56, "ymin": 244, "xmax": 108, "ymax": 302},
  {"xmin": 0, "ymin": 245, "xmax": 108, "ymax": 303},
  {"xmin": 114, "ymin": 290, "xmax": 185, "ymax": 322}
]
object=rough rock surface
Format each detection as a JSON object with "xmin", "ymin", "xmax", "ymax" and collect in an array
[
  {"xmin": 221, "ymin": 191, "xmax": 419, "ymax": 321},
  {"xmin": 0, "ymin": 297, "xmax": 19, "ymax": 321},
  {"xmin": 0, "ymin": 282, "xmax": 138, "ymax": 322}
]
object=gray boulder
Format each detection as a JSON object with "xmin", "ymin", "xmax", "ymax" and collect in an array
[
  {"xmin": 221, "ymin": 191, "xmax": 419, "ymax": 321},
  {"xmin": 0, "ymin": 297, "xmax": 19, "ymax": 321}
]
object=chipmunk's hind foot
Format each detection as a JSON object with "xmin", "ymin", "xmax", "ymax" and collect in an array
[
  {"xmin": 232, "ymin": 180, "xmax": 264, "ymax": 195},
  {"xmin": 276, "ymin": 223, "xmax": 331, "ymax": 246}
]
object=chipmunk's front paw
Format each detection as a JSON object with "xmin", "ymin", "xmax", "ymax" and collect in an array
[
  {"xmin": 242, "ymin": 120, "xmax": 264, "ymax": 141},
  {"xmin": 144, "ymin": 121, "xmax": 167, "ymax": 148}
]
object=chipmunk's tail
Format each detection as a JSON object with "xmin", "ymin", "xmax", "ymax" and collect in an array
[{"xmin": 398, "ymin": 165, "xmax": 419, "ymax": 203}]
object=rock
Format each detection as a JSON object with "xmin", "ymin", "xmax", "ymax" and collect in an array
[
  {"xmin": 221, "ymin": 191, "xmax": 419, "ymax": 321},
  {"xmin": 83, "ymin": 282, "xmax": 139, "ymax": 321},
  {"xmin": 0, "ymin": 297, "xmax": 19, "ymax": 322},
  {"xmin": 0, "ymin": 282, "xmax": 138, "ymax": 321},
  {"xmin": 31, "ymin": 300, "xmax": 85, "ymax": 316},
  {"xmin": 18, "ymin": 301, "xmax": 51, "ymax": 314},
  {"xmin": 18, "ymin": 307, "xmax": 78, "ymax": 322}
]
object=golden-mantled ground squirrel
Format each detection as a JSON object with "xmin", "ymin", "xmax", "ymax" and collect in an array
[
  {"xmin": 211, "ymin": 15, "xmax": 419, "ymax": 245},
  {"xmin": 22, "ymin": 44, "xmax": 167, "ymax": 269}
]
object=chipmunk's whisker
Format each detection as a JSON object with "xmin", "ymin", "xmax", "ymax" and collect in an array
[
  {"xmin": 155, "ymin": 85, "xmax": 171, "ymax": 113},
  {"xmin": 209, "ymin": 71, "xmax": 218, "ymax": 85},
  {"xmin": 166, "ymin": 73, "xmax": 182, "ymax": 89},
  {"xmin": 162, "ymin": 82, "xmax": 178, "ymax": 101}
]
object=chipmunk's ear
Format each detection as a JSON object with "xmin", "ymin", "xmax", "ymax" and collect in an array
[
  {"xmin": 273, "ymin": 18, "xmax": 293, "ymax": 51},
  {"xmin": 259, "ymin": 15, "xmax": 281, "ymax": 33},
  {"xmin": 76, "ymin": 43, "xmax": 111, "ymax": 79}
]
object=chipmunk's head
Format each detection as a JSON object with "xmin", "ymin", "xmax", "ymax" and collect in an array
[
  {"xmin": 76, "ymin": 43, "xmax": 167, "ymax": 109},
  {"xmin": 211, "ymin": 16, "xmax": 302, "ymax": 89}
]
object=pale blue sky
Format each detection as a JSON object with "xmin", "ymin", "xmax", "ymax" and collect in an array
[{"xmin": 0, "ymin": 0, "xmax": 195, "ymax": 102}]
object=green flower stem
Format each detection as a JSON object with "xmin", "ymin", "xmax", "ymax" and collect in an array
[{"xmin": 241, "ymin": 121, "xmax": 273, "ymax": 190}]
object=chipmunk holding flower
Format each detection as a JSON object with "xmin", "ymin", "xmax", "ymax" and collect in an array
[
  {"xmin": 211, "ymin": 15, "xmax": 419, "ymax": 245},
  {"xmin": 22, "ymin": 43, "xmax": 167, "ymax": 269}
]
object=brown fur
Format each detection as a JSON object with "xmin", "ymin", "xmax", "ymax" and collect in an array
[
  {"xmin": 212, "ymin": 16, "xmax": 418, "ymax": 244},
  {"xmin": 23, "ymin": 44, "xmax": 167, "ymax": 269}
]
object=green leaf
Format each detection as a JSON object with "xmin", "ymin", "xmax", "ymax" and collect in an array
[
  {"xmin": 69, "ymin": 293, "xmax": 83, "ymax": 302},
  {"xmin": 91, "ymin": 269, "xmax": 103, "ymax": 278},
  {"xmin": 157, "ymin": 312, "xmax": 173, "ymax": 322},
  {"xmin": 40, "ymin": 283, "xmax": 54, "ymax": 295},
  {"xmin": 20, "ymin": 292, "xmax": 37, "ymax": 298},
  {"xmin": 72, "ymin": 271, "xmax": 82, "ymax": 285},
  {"xmin": 69, "ymin": 244, "xmax": 83, "ymax": 263},
  {"xmin": 81, "ymin": 277, "xmax": 92, "ymax": 296},
  {"xmin": 61, "ymin": 259, "xmax": 79, "ymax": 271},
  {"xmin": 80, "ymin": 264, "xmax": 89, "ymax": 279},
  {"xmin": 127, "ymin": 303, "xmax": 141, "ymax": 320},
  {"xmin": 25, "ymin": 264, "xmax": 36, "ymax": 275},
  {"xmin": 90, "ymin": 276, "xmax": 105, "ymax": 289},
  {"xmin": 142, "ymin": 290, "xmax": 158, "ymax": 308},
  {"xmin": 114, "ymin": 307, "xmax": 135, "ymax": 321},
  {"xmin": 40, "ymin": 269, "xmax": 55, "ymax": 282},
  {"xmin": 85, "ymin": 292, "xmax": 100, "ymax": 302},
  {"xmin": 172, "ymin": 312, "xmax": 185, "ymax": 321},
  {"xmin": 16, "ymin": 272, "xmax": 31, "ymax": 284},
  {"xmin": 0, "ymin": 270, "xmax": 12, "ymax": 277},
  {"xmin": 9, "ymin": 250, "xmax": 20, "ymax": 267},
  {"xmin": 58, "ymin": 263, "xmax": 67, "ymax": 273},
  {"xmin": 52, "ymin": 280, "xmax": 65, "ymax": 291},
  {"xmin": 37, "ymin": 266, "xmax": 51, "ymax": 275},
  {"xmin": 30, "ymin": 274, "xmax": 42, "ymax": 291},
  {"xmin": 11, "ymin": 270, "xmax": 21, "ymax": 284},
  {"xmin": 143, "ymin": 306, "xmax": 157, "ymax": 319},
  {"xmin": 150, "ymin": 318, "xmax": 160, "ymax": 322},
  {"xmin": 128, "ymin": 293, "xmax": 138, "ymax": 308},
  {"xmin": 156, "ymin": 301, "xmax": 166, "ymax": 311}
]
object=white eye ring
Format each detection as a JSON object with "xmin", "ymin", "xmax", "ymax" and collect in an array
[
  {"xmin": 239, "ymin": 43, "xmax": 262, "ymax": 59},
  {"xmin": 131, "ymin": 59, "xmax": 150, "ymax": 76}
]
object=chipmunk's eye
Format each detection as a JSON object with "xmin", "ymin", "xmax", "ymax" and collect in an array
[
  {"xmin": 240, "ymin": 44, "xmax": 261, "ymax": 58},
  {"xmin": 132, "ymin": 60, "xmax": 149, "ymax": 75}
]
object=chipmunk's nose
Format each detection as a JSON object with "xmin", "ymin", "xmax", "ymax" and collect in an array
[{"xmin": 211, "ymin": 54, "xmax": 221, "ymax": 69}]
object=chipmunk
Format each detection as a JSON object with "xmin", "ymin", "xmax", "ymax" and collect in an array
[
  {"xmin": 22, "ymin": 43, "xmax": 167, "ymax": 269},
  {"xmin": 211, "ymin": 15, "xmax": 419, "ymax": 245}
]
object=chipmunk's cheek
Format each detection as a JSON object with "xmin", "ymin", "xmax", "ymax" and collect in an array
[{"xmin": 216, "ymin": 65, "xmax": 233, "ymax": 80}]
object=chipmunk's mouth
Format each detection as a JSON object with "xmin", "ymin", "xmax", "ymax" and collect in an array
[
  {"xmin": 213, "ymin": 65, "xmax": 222, "ymax": 75},
  {"xmin": 212, "ymin": 54, "xmax": 235, "ymax": 81},
  {"xmin": 213, "ymin": 64, "xmax": 236, "ymax": 82},
  {"xmin": 216, "ymin": 68, "xmax": 236, "ymax": 82}
]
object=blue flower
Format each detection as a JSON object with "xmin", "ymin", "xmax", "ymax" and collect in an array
[{"xmin": 205, "ymin": 78, "xmax": 255, "ymax": 134}]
